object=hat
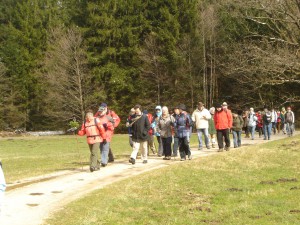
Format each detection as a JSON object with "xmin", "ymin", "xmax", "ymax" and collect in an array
[
  {"xmin": 215, "ymin": 103, "xmax": 222, "ymax": 108},
  {"xmin": 155, "ymin": 105, "xmax": 162, "ymax": 110},
  {"xmin": 98, "ymin": 106, "xmax": 106, "ymax": 112},
  {"xmin": 100, "ymin": 102, "xmax": 107, "ymax": 107},
  {"xmin": 178, "ymin": 104, "xmax": 186, "ymax": 111},
  {"xmin": 222, "ymin": 102, "xmax": 228, "ymax": 106}
]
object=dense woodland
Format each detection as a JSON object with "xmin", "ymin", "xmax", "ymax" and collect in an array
[{"xmin": 0, "ymin": 0, "xmax": 299, "ymax": 132}]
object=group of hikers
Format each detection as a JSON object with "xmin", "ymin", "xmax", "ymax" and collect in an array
[{"xmin": 78, "ymin": 102, "xmax": 296, "ymax": 172}]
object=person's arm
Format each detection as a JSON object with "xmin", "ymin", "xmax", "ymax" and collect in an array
[
  {"xmin": 111, "ymin": 111, "xmax": 121, "ymax": 128},
  {"xmin": 78, "ymin": 123, "xmax": 86, "ymax": 136}
]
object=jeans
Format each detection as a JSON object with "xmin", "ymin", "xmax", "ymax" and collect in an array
[
  {"xmin": 100, "ymin": 141, "xmax": 110, "ymax": 165},
  {"xmin": 248, "ymin": 125, "xmax": 256, "ymax": 140},
  {"xmin": 263, "ymin": 123, "xmax": 272, "ymax": 140},
  {"xmin": 196, "ymin": 128, "xmax": 209, "ymax": 148},
  {"xmin": 286, "ymin": 123, "xmax": 294, "ymax": 136},
  {"xmin": 232, "ymin": 130, "xmax": 242, "ymax": 147},
  {"xmin": 272, "ymin": 122, "xmax": 277, "ymax": 135},
  {"xmin": 178, "ymin": 136, "xmax": 190, "ymax": 159},
  {"xmin": 173, "ymin": 136, "xmax": 179, "ymax": 156}
]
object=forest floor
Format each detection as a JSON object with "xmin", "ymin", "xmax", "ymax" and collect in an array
[{"xmin": 1, "ymin": 132, "xmax": 298, "ymax": 225}]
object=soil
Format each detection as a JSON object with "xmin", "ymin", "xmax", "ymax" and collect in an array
[{"xmin": 0, "ymin": 132, "xmax": 298, "ymax": 225}]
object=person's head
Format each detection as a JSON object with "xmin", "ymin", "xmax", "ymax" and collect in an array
[
  {"xmin": 129, "ymin": 108, "xmax": 135, "ymax": 115},
  {"xmin": 173, "ymin": 106, "xmax": 180, "ymax": 115},
  {"xmin": 250, "ymin": 107, "xmax": 254, "ymax": 113},
  {"xmin": 287, "ymin": 106, "xmax": 291, "ymax": 112},
  {"xmin": 98, "ymin": 106, "xmax": 107, "ymax": 116},
  {"xmin": 155, "ymin": 105, "xmax": 162, "ymax": 116},
  {"xmin": 216, "ymin": 103, "xmax": 222, "ymax": 112},
  {"xmin": 198, "ymin": 102, "xmax": 204, "ymax": 110},
  {"xmin": 85, "ymin": 112, "xmax": 94, "ymax": 121},
  {"xmin": 257, "ymin": 111, "xmax": 261, "ymax": 115},
  {"xmin": 282, "ymin": 107, "xmax": 286, "ymax": 112},
  {"xmin": 233, "ymin": 113, "xmax": 238, "ymax": 118},
  {"xmin": 222, "ymin": 102, "xmax": 228, "ymax": 110},
  {"xmin": 178, "ymin": 104, "xmax": 186, "ymax": 113},
  {"xmin": 134, "ymin": 104, "xmax": 142, "ymax": 115},
  {"xmin": 237, "ymin": 109, "xmax": 243, "ymax": 116},
  {"xmin": 209, "ymin": 107, "xmax": 215, "ymax": 115},
  {"xmin": 162, "ymin": 106, "xmax": 169, "ymax": 116}
]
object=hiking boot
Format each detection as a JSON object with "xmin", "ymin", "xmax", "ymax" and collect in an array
[
  {"xmin": 129, "ymin": 158, "xmax": 135, "ymax": 165},
  {"xmin": 206, "ymin": 146, "xmax": 211, "ymax": 149},
  {"xmin": 163, "ymin": 157, "xmax": 168, "ymax": 160},
  {"xmin": 188, "ymin": 155, "xmax": 192, "ymax": 160},
  {"xmin": 101, "ymin": 163, "xmax": 107, "ymax": 167},
  {"xmin": 217, "ymin": 148, "xmax": 223, "ymax": 152},
  {"xmin": 212, "ymin": 144, "xmax": 216, "ymax": 148},
  {"xmin": 143, "ymin": 160, "xmax": 148, "ymax": 164},
  {"xmin": 225, "ymin": 147, "xmax": 230, "ymax": 151},
  {"xmin": 180, "ymin": 158, "xmax": 186, "ymax": 161}
]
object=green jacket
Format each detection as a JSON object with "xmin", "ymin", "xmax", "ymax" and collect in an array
[
  {"xmin": 232, "ymin": 115, "xmax": 243, "ymax": 131},
  {"xmin": 208, "ymin": 117, "xmax": 216, "ymax": 134}
]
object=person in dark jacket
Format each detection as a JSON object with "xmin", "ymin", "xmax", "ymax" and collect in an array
[
  {"xmin": 129, "ymin": 104, "xmax": 150, "ymax": 164},
  {"xmin": 174, "ymin": 104, "xmax": 193, "ymax": 161},
  {"xmin": 232, "ymin": 110, "xmax": 244, "ymax": 148}
]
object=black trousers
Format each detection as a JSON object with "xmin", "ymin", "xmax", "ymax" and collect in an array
[
  {"xmin": 162, "ymin": 137, "xmax": 172, "ymax": 157},
  {"xmin": 217, "ymin": 129, "xmax": 230, "ymax": 149},
  {"xmin": 178, "ymin": 136, "xmax": 190, "ymax": 159}
]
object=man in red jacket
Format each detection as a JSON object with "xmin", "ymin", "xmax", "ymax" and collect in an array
[
  {"xmin": 214, "ymin": 103, "xmax": 233, "ymax": 152},
  {"xmin": 95, "ymin": 103, "xmax": 120, "ymax": 163}
]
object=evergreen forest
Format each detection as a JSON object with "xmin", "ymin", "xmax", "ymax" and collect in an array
[{"xmin": 0, "ymin": 0, "xmax": 299, "ymax": 131}]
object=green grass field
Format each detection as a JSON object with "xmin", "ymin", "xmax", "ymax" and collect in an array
[
  {"xmin": 44, "ymin": 135, "xmax": 300, "ymax": 225},
  {"xmin": 0, "ymin": 134, "xmax": 199, "ymax": 183}
]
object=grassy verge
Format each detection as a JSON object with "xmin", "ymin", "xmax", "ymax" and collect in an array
[
  {"xmin": 0, "ymin": 134, "xmax": 198, "ymax": 183},
  {"xmin": 45, "ymin": 135, "xmax": 300, "ymax": 225}
]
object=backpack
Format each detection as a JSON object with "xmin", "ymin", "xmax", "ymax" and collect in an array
[{"xmin": 265, "ymin": 112, "xmax": 272, "ymax": 123}]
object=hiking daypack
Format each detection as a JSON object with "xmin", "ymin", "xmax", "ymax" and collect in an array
[{"xmin": 265, "ymin": 112, "xmax": 272, "ymax": 123}]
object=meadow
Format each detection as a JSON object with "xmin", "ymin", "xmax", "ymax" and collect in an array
[{"xmin": 43, "ymin": 135, "xmax": 300, "ymax": 225}]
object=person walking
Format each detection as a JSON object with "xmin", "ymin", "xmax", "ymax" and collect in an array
[
  {"xmin": 129, "ymin": 104, "xmax": 151, "ymax": 164},
  {"xmin": 262, "ymin": 106, "xmax": 272, "ymax": 140},
  {"xmin": 232, "ymin": 110, "xmax": 244, "ymax": 148},
  {"xmin": 208, "ymin": 107, "xmax": 217, "ymax": 148},
  {"xmin": 171, "ymin": 106, "xmax": 180, "ymax": 157},
  {"xmin": 285, "ymin": 106, "xmax": 295, "ymax": 137},
  {"xmin": 157, "ymin": 106, "xmax": 175, "ymax": 160},
  {"xmin": 256, "ymin": 111, "xmax": 263, "ymax": 138},
  {"xmin": 125, "ymin": 108, "xmax": 136, "ymax": 147},
  {"xmin": 143, "ymin": 110, "xmax": 156, "ymax": 155},
  {"xmin": 151, "ymin": 106, "xmax": 163, "ymax": 157},
  {"xmin": 192, "ymin": 102, "xmax": 211, "ymax": 150},
  {"xmin": 95, "ymin": 103, "xmax": 120, "ymax": 163},
  {"xmin": 271, "ymin": 107, "xmax": 278, "ymax": 135},
  {"xmin": 96, "ymin": 106, "xmax": 115, "ymax": 167},
  {"xmin": 174, "ymin": 104, "xmax": 193, "ymax": 161},
  {"xmin": 281, "ymin": 107, "xmax": 287, "ymax": 134},
  {"xmin": 242, "ymin": 110, "xmax": 250, "ymax": 138},
  {"xmin": 248, "ymin": 107, "xmax": 258, "ymax": 140},
  {"xmin": 214, "ymin": 103, "xmax": 232, "ymax": 152},
  {"xmin": 78, "ymin": 112, "xmax": 107, "ymax": 172}
]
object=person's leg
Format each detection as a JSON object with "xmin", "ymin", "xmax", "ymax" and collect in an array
[
  {"xmin": 129, "ymin": 135, "xmax": 133, "ymax": 148},
  {"xmin": 216, "ymin": 130, "xmax": 224, "ymax": 150},
  {"xmin": 211, "ymin": 134, "xmax": 216, "ymax": 148},
  {"xmin": 141, "ymin": 141, "xmax": 148, "ymax": 162},
  {"xmin": 237, "ymin": 131, "xmax": 242, "ymax": 147},
  {"xmin": 263, "ymin": 125, "xmax": 267, "ymax": 140},
  {"xmin": 267, "ymin": 123, "xmax": 272, "ymax": 140},
  {"xmin": 196, "ymin": 129, "xmax": 203, "ymax": 150},
  {"xmin": 157, "ymin": 136, "xmax": 163, "ymax": 156},
  {"xmin": 178, "ymin": 137, "xmax": 186, "ymax": 160},
  {"xmin": 232, "ymin": 131, "xmax": 238, "ymax": 148},
  {"xmin": 165, "ymin": 137, "xmax": 172, "ymax": 157},
  {"xmin": 148, "ymin": 135, "xmax": 156, "ymax": 154},
  {"xmin": 90, "ymin": 143, "xmax": 100, "ymax": 171},
  {"xmin": 162, "ymin": 138, "xmax": 167, "ymax": 158},
  {"xmin": 172, "ymin": 137, "xmax": 179, "ymax": 156},
  {"xmin": 108, "ymin": 148, "xmax": 114, "ymax": 162},
  {"xmin": 130, "ymin": 141, "xmax": 140, "ymax": 164},
  {"xmin": 251, "ymin": 126, "xmax": 256, "ymax": 140},
  {"xmin": 100, "ymin": 141, "xmax": 110, "ymax": 166},
  {"xmin": 224, "ymin": 129, "xmax": 230, "ymax": 150},
  {"xmin": 204, "ymin": 128, "xmax": 210, "ymax": 148}
]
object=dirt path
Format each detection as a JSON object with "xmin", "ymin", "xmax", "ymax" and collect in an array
[{"xmin": 0, "ymin": 132, "xmax": 297, "ymax": 225}]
